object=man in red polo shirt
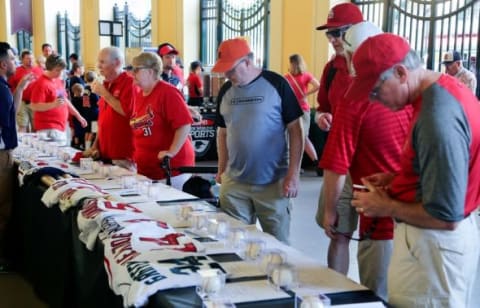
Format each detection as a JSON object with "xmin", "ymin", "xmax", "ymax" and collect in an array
[
  {"xmin": 318, "ymin": 22, "xmax": 412, "ymax": 301},
  {"xmin": 8, "ymin": 49, "xmax": 43, "ymax": 132},
  {"xmin": 87, "ymin": 47, "xmax": 137, "ymax": 168},
  {"xmin": 350, "ymin": 33, "xmax": 480, "ymax": 307}
]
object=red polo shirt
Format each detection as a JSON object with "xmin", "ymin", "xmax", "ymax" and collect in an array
[{"xmin": 97, "ymin": 72, "xmax": 137, "ymax": 160}]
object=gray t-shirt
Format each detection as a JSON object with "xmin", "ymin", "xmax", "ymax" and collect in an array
[
  {"xmin": 216, "ymin": 70, "xmax": 303, "ymax": 185},
  {"xmin": 414, "ymin": 83, "xmax": 471, "ymax": 221}
]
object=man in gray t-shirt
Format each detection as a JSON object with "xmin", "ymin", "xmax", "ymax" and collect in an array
[{"xmin": 212, "ymin": 38, "xmax": 304, "ymax": 244}]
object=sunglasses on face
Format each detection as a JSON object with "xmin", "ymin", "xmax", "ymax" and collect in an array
[{"xmin": 325, "ymin": 25, "xmax": 351, "ymax": 39}]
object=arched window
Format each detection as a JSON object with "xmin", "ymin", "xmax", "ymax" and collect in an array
[{"xmin": 200, "ymin": 0, "xmax": 270, "ymax": 68}]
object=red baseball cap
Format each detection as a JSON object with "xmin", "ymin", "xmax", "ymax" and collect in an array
[
  {"xmin": 211, "ymin": 38, "xmax": 251, "ymax": 73},
  {"xmin": 157, "ymin": 43, "xmax": 179, "ymax": 57},
  {"xmin": 345, "ymin": 33, "xmax": 411, "ymax": 102},
  {"xmin": 316, "ymin": 3, "xmax": 363, "ymax": 30}
]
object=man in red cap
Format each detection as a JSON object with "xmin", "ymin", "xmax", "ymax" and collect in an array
[
  {"xmin": 157, "ymin": 43, "xmax": 184, "ymax": 90},
  {"xmin": 212, "ymin": 37, "xmax": 303, "ymax": 244},
  {"xmin": 157, "ymin": 43, "xmax": 201, "ymax": 121},
  {"xmin": 318, "ymin": 20, "xmax": 412, "ymax": 301},
  {"xmin": 350, "ymin": 33, "xmax": 480, "ymax": 307},
  {"xmin": 314, "ymin": 1, "xmax": 363, "ymax": 278}
]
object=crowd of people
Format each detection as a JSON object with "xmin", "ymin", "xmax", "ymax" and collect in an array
[{"xmin": 0, "ymin": 2, "xmax": 479, "ymax": 306}]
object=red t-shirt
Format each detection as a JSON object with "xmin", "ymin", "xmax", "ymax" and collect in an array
[
  {"xmin": 187, "ymin": 72, "xmax": 203, "ymax": 98},
  {"xmin": 285, "ymin": 72, "xmax": 313, "ymax": 112},
  {"xmin": 320, "ymin": 98, "xmax": 413, "ymax": 240},
  {"xmin": 97, "ymin": 72, "xmax": 136, "ymax": 160},
  {"xmin": 30, "ymin": 74, "xmax": 69, "ymax": 131},
  {"xmin": 8, "ymin": 65, "xmax": 43, "ymax": 101},
  {"xmin": 130, "ymin": 81, "xmax": 194, "ymax": 180},
  {"xmin": 316, "ymin": 55, "xmax": 351, "ymax": 115}
]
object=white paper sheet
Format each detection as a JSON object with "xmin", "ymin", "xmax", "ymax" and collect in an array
[
  {"xmin": 221, "ymin": 261, "xmax": 266, "ymax": 279},
  {"xmin": 220, "ymin": 280, "xmax": 291, "ymax": 303}
]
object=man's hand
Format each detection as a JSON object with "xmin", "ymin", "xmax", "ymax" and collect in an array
[
  {"xmin": 91, "ymin": 80, "xmax": 108, "ymax": 97},
  {"xmin": 315, "ymin": 112, "xmax": 333, "ymax": 131},
  {"xmin": 351, "ymin": 178, "xmax": 393, "ymax": 217},
  {"xmin": 282, "ymin": 173, "xmax": 300, "ymax": 198},
  {"xmin": 18, "ymin": 73, "xmax": 35, "ymax": 91},
  {"xmin": 322, "ymin": 207, "xmax": 338, "ymax": 239}
]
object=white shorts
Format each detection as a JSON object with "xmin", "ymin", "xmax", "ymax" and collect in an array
[{"xmin": 388, "ymin": 215, "xmax": 479, "ymax": 307}]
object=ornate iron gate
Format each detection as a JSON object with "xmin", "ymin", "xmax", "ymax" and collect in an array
[
  {"xmin": 112, "ymin": 3, "xmax": 151, "ymax": 48},
  {"xmin": 56, "ymin": 11, "xmax": 80, "ymax": 68},
  {"xmin": 353, "ymin": 0, "xmax": 479, "ymax": 98},
  {"xmin": 16, "ymin": 30, "xmax": 32, "ymax": 52},
  {"xmin": 200, "ymin": 0, "xmax": 270, "ymax": 68}
]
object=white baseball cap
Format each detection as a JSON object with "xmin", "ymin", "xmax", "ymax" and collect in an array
[{"xmin": 343, "ymin": 21, "xmax": 383, "ymax": 53}]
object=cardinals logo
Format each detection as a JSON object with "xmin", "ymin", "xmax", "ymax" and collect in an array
[{"xmin": 130, "ymin": 105, "xmax": 155, "ymax": 129}]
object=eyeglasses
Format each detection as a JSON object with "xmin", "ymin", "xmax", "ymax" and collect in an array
[
  {"xmin": 225, "ymin": 59, "xmax": 246, "ymax": 76},
  {"xmin": 131, "ymin": 66, "xmax": 150, "ymax": 73},
  {"xmin": 369, "ymin": 78, "xmax": 387, "ymax": 100},
  {"xmin": 325, "ymin": 25, "xmax": 350, "ymax": 39}
]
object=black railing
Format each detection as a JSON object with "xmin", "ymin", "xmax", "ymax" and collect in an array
[
  {"xmin": 56, "ymin": 11, "xmax": 80, "ymax": 68},
  {"xmin": 113, "ymin": 2, "xmax": 151, "ymax": 48},
  {"xmin": 353, "ymin": 0, "xmax": 480, "ymax": 98},
  {"xmin": 200, "ymin": 0, "xmax": 270, "ymax": 68}
]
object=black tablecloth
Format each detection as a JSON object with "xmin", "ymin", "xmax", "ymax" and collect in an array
[{"xmin": 9, "ymin": 168, "xmax": 384, "ymax": 308}]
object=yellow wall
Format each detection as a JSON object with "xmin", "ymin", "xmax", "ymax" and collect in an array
[
  {"xmin": 2, "ymin": 0, "xmax": 338, "ymax": 98},
  {"xmin": 0, "ymin": 0, "xmax": 10, "ymax": 42},
  {"xmin": 271, "ymin": 0, "xmax": 331, "ymax": 107}
]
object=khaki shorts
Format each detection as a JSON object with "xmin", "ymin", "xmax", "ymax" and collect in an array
[
  {"xmin": 315, "ymin": 174, "xmax": 358, "ymax": 233},
  {"xmin": 16, "ymin": 101, "xmax": 33, "ymax": 129},
  {"xmin": 388, "ymin": 216, "xmax": 479, "ymax": 307},
  {"xmin": 219, "ymin": 173, "xmax": 292, "ymax": 244},
  {"xmin": 357, "ymin": 239, "xmax": 393, "ymax": 301}
]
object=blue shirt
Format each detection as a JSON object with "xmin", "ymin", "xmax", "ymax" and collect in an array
[{"xmin": 0, "ymin": 77, "xmax": 17, "ymax": 150}]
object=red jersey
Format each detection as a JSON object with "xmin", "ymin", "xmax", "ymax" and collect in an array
[
  {"xmin": 97, "ymin": 72, "xmax": 136, "ymax": 160},
  {"xmin": 130, "ymin": 81, "xmax": 194, "ymax": 180},
  {"xmin": 316, "ymin": 55, "xmax": 352, "ymax": 115},
  {"xmin": 285, "ymin": 72, "xmax": 314, "ymax": 112},
  {"xmin": 8, "ymin": 65, "xmax": 43, "ymax": 101},
  {"xmin": 30, "ymin": 74, "xmax": 69, "ymax": 131},
  {"xmin": 187, "ymin": 72, "xmax": 203, "ymax": 98},
  {"xmin": 320, "ymin": 98, "xmax": 413, "ymax": 240}
]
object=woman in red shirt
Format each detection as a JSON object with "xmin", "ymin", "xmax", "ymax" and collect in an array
[
  {"xmin": 129, "ymin": 52, "xmax": 195, "ymax": 187},
  {"xmin": 285, "ymin": 54, "xmax": 320, "ymax": 170}
]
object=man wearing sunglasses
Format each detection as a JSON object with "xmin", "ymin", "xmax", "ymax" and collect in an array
[
  {"xmin": 314, "ymin": 1, "xmax": 362, "ymax": 278},
  {"xmin": 318, "ymin": 20, "xmax": 413, "ymax": 301}
]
